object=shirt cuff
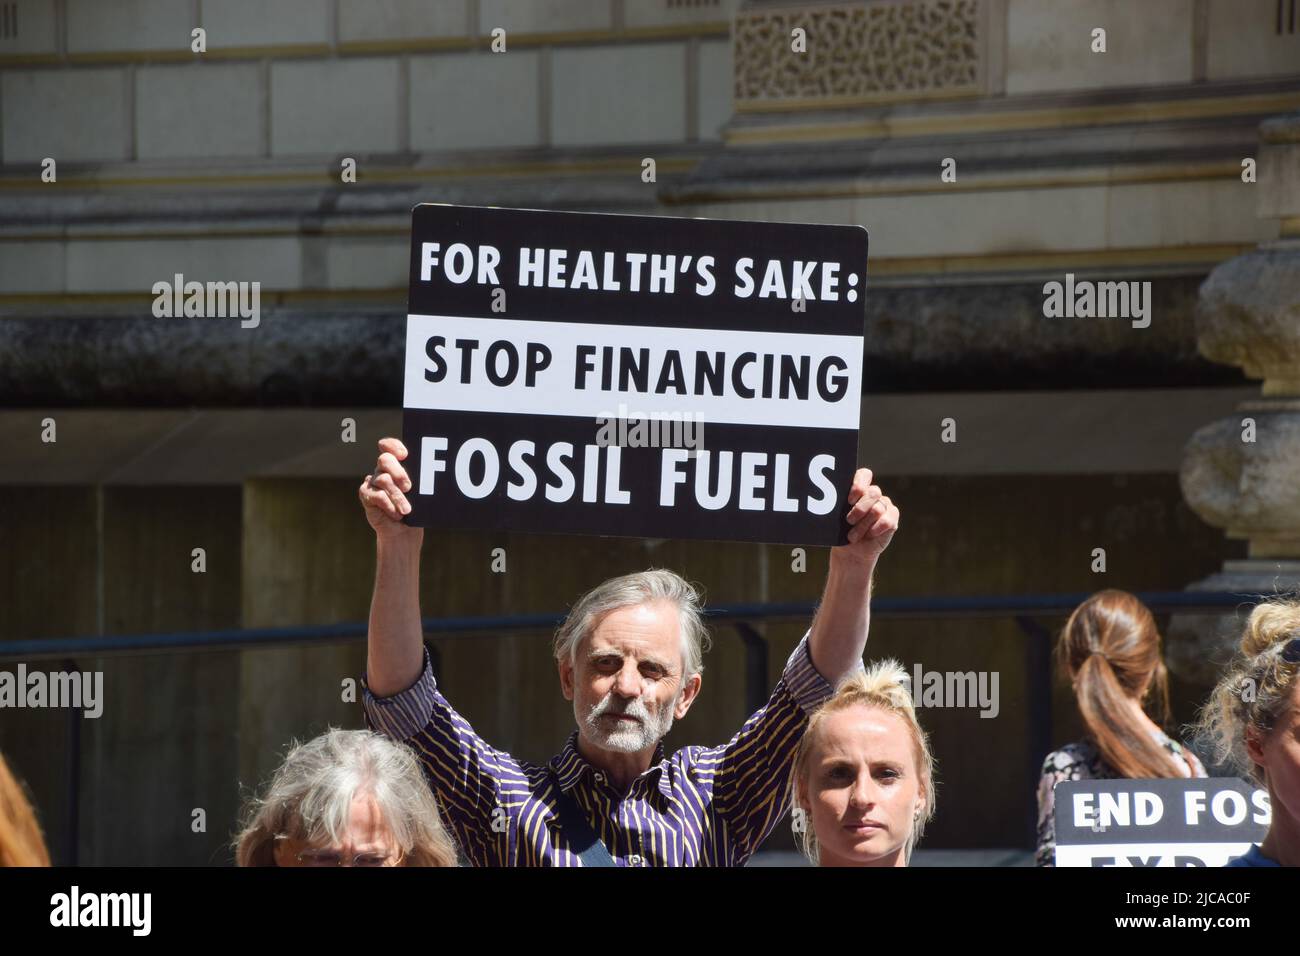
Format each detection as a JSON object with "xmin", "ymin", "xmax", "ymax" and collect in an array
[
  {"xmin": 361, "ymin": 647, "xmax": 437, "ymax": 741},
  {"xmin": 783, "ymin": 629, "xmax": 859, "ymax": 715}
]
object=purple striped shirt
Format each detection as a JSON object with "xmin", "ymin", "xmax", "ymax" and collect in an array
[{"xmin": 362, "ymin": 631, "xmax": 838, "ymax": 866}]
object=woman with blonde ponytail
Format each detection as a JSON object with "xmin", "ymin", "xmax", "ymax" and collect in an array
[
  {"xmin": 1195, "ymin": 597, "xmax": 1300, "ymax": 867},
  {"xmin": 788, "ymin": 659, "xmax": 935, "ymax": 867},
  {"xmin": 1035, "ymin": 590, "xmax": 1205, "ymax": 866}
]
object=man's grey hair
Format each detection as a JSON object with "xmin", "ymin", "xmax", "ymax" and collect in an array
[
  {"xmin": 234, "ymin": 728, "xmax": 458, "ymax": 867},
  {"xmin": 553, "ymin": 568, "xmax": 712, "ymax": 679}
]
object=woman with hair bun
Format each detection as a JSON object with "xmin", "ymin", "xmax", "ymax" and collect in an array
[
  {"xmin": 1196, "ymin": 597, "xmax": 1300, "ymax": 867},
  {"xmin": 1036, "ymin": 590, "xmax": 1205, "ymax": 866},
  {"xmin": 788, "ymin": 659, "xmax": 936, "ymax": 867}
]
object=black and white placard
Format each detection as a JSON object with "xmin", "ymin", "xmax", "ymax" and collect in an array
[
  {"xmin": 400, "ymin": 204, "xmax": 868, "ymax": 545},
  {"xmin": 1054, "ymin": 778, "xmax": 1270, "ymax": 867}
]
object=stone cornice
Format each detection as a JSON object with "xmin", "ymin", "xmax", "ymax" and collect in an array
[
  {"xmin": 723, "ymin": 79, "xmax": 1300, "ymax": 144},
  {"xmin": 0, "ymin": 275, "xmax": 1245, "ymax": 406}
]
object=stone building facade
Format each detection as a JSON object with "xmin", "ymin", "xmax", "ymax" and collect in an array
[{"xmin": 1, "ymin": 0, "xmax": 1297, "ymax": 864}]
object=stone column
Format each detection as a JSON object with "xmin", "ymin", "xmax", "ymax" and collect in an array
[{"xmin": 1168, "ymin": 112, "xmax": 1300, "ymax": 685}]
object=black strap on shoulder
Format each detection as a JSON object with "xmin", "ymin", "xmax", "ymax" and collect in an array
[{"xmin": 547, "ymin": 770, "xmax": 616, "ymax": 868}]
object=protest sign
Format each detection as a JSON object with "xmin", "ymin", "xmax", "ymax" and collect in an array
[
  {"xmin": 1054, "ymin": 778, "xmax": 1270, "ymax": 867},
  {"xmin": 401, "ymin": 204, "xmax": 868, "ymax": 544}
]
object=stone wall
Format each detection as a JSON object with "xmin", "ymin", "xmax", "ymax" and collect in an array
[{"xmin": 0, "ymin": 0, "xmax": 737, "ymax": 162}]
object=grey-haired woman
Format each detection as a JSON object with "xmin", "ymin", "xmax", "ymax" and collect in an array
[{"xmin": 235, "ymin": 728, "xmax": 458, "ymax": 867}]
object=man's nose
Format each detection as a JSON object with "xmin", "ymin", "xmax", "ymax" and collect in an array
[{"xmin": 612, "ymin": 662, "xmax": 643, "ymax": 698}]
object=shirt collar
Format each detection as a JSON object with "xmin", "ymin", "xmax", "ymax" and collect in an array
[{"xmin": 550, "ymin": 731, "xmax": 673, "ymax": 803}]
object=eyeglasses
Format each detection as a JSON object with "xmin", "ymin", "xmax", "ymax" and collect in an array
[
  {"xmin": 1282, "ymin": 637, "xmax": 1300, "ymax": 665},
  {"xmin": 295, "ymin": 848, "xmax": 402, "ymax": 867},
  {"xmin": 275, "ymin": 837, "xmax": 403, "ymax": 867}
]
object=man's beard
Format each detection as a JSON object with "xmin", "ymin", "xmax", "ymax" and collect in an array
[{"xmin": 581, "ymin": 689, "xmax": 679, "ymax": 754}]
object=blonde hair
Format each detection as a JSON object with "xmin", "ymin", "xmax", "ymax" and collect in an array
[
  {"xmin": 235, "ymin": 728, "xmax": 458, "ymax": 867},
  {"xmin": 1195, "ymin": 597, "xmax": 1300, "ymax": 786},
  {"xmin": 789, "ymin": 659, "xmax": 936, "ymax": 865},
  {"xmin": 0, "ymin": 751, "xmax": 50, "ymax": 867}
]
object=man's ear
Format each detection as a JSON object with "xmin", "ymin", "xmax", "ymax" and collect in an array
[
  {"xmin": 674, "ymin": 673, "xmax": 702, "ymax": 719},
  {"xmin": 558, "ymin": 656, "xmax": 575, "ymax": 701}
]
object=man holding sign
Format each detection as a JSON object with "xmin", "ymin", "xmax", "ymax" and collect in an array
[
  {"xmin": 356, "ymin": 204, "xmax": 887, "ymax": 866},
  {"xmin": 357, "ymin": 437, "xmax": 897, "ymax": 866}
]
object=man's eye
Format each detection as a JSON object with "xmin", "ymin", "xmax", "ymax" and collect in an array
[{"xmin": 355, "ymin": 856, "xmax": 388, "ymax": 867}]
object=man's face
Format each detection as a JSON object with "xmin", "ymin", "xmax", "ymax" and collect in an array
[{"xmin": 559, "ymin": 601, "xmax": 701, "ymax": 755}]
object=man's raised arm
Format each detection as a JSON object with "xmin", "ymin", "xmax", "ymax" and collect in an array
[
  {"xmin": 358, "ymin": 437, "xmax": 425, "ymax": 697},
  {"xmin": 807, "ymin": 467, "xmax": 899, "ymax": 683}
]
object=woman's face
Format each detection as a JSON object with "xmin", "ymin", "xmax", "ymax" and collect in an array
[
  {"xmin": 800, "ymin": 704, "xmax": 924, "ymax": 867},
  {"xmin": 1249, "ymin": 680, "xmax": 1300, "ymax": 830},
  {"xmin": 272, "ymin": 794, "xmax": 403, "ymax": 867}
]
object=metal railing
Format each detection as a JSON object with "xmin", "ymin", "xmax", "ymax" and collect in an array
[{"xmin": 0, "ymin": 590, "xmax": 1271, "ymax": 865}]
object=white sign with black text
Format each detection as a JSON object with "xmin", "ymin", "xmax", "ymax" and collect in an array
[{"xmin": 1054, "ymin": 778, "xmax": 1270, "ymax": 867}]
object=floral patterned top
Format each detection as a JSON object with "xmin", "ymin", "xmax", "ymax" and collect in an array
[{"xmin": 1035, "ymin": 733, "xmax": 1207, "ymax": 867}]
